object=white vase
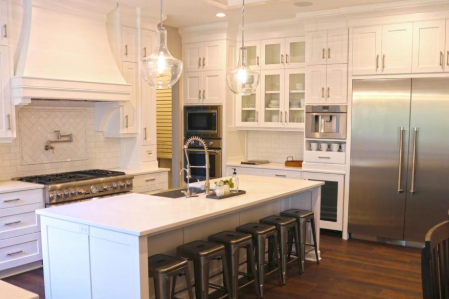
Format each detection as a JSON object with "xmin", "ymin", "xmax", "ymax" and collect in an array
[{"xmin": 224, "ymin": 185, "xmax": 231, "ymax": 195}]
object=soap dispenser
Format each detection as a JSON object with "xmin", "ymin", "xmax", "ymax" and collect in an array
[{"xmin": 232, "ymin": 168, "xmax": 239, "ymax": 193}]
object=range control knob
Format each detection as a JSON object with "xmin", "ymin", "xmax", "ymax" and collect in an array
[
  {"xmin": 64, "ymin": 190, "xmax": 70, "ymax": 198},
  {"xmin": 49, "ymin": 193, "xmax": 55, "ymax": 200},
  {"xmin": 90, "ymin": 185, "xmax": 98, "ymax": 194},
  {"xmin": 56, "ymin": 192, "xmax": 63, "ymax": 199},
  {"xmin": 112, "ymin": 183, "xmax": 118, "ymax": 190},
  {"xmin": 70, "ymin": 189, "xmax": 76, "ymax": 196},
  {"xmin": 103, "ymin": 185, "xmax": 110, "ymax": 191},
  {"xmin": 126, "ymin": 181, "xmax": 132, "ymax": 187},
  {"xmin": 77, "ymin": 189, "xmax": 85, "ymax": 195},
  {"xmin": 119, "ymin": 182, "xmax": 125, "ymax": 189}
]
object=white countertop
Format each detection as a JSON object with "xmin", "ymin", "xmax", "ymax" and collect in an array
[
  {"xmin": 0, "ymin": 180, "xmax": 44, "ymax": 193},
  {"xmin": 113, "ymin": 167, "xmax": 170, "ymax": 175},
  {"xmin": 37, "ymin": 175, "xmax": 323, "ymax": 237},
  {"xmin": 226, "ymin": 161, "xmax": 346, "ymax": 175}
]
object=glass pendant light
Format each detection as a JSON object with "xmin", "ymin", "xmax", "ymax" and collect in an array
[
  {"xmin": 226, "ymin": 0, "xmax": 259, "ymax": 96},
  {"xmin": 142, "ymin": 0, "xmax": 183, "ymax": 89}
]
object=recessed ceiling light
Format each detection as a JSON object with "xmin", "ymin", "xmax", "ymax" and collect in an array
[
  {"xmin": 294, "ymin": 1, "xmax": 313, "ymax": 7},
  {"xmin": 216, "ymin": 12, "xmax": 226, "ymax": 17}
]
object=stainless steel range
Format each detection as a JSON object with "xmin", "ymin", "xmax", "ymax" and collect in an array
[{"xmin": 15, "ymin": 169, "xmax": 134, "ymax": 207}]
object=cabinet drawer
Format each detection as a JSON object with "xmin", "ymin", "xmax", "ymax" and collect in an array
[
  {"xmin": 0, "ymin": 189, "xmax": 43, "ymax": 209},
  {"xmin": 134, "ymin": 172, "xmax": 168, "ymax": 188},
  {"xmin": 142, "ymin": 145, "xmax": 157, "ymax": 162},
  {"xmin": 226, "ymin": 167, "xmax": 262, "ymax": 176},
  {"xmin": 0, "ymin": 232, "xmax": 42, "ymax": 271},
  {"xmin": 304, "ymin": 151, "xmax": 346, "ymax": 164},
  {"xmin": 0, "ymin": 203, "xmax": 42, "ymax": 240},
  {"xmin": 262, "ymin": 169, "xmax": 302, "ymax": 179}
]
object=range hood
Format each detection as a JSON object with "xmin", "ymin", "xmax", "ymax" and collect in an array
[{"xmin": 11, "ymin": 0, "xmax": 131, "ymax": 105}]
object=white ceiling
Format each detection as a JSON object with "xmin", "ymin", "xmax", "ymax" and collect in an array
[{"xmin": 116, "ymin": 0, "xmax": 411, "ymax": 28}]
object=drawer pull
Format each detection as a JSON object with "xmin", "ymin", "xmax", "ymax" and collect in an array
[
  {"xmin": 318, "ymin": 156, "xmax": 331, "ymax": 159},
  {"xmin": 275, "ymin": 174, "xmax": 287, "ymax": 178},
  {"xmin": 7, "ymin": 250, "xmax": 23, "ymax": 256},
  {"xmin": 145, "ymin": 178, "xmax": 156, "ymax": 182},
  {"xmin": 5, "ymin": 220, "xmax": 21, "ymax": 226},
  {"xmin": 4, "ymin": 198, "xmax": 20, "ymax": 203}
]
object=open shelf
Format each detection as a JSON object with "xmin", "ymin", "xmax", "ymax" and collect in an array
[
  {"xmin": 265, "ymin": 108, "xmax": 280, "ymax": 111},
  {"xmin": 289, "ymin": 90, "xmax": 305, "ymax": 93},
  {"xmin": 242, "ymin": 108, "xmax": 256, "ymax": 111},
  {"xmin": 265, "ymin": 91, "xmax": 280, "ymax": 94},
  {"xmin": 289, "ymin": 108, "xmax": 304, "ymax": 111}
]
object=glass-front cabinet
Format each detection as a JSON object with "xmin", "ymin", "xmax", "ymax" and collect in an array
[
  {"xmin": 238, "ymin": 40, "xmax": 260, "ymax": 70},
  {"xmin": 284, "ymin": 69, "xmax": 305, "ymax": 128},
  {"xmin": 261, "ymin": 70, "xmax": 284, "ymax": 127},
  {"xmin": 285, "ymin": 37, "xmax": 306, "ymax": 69},
  {"xmin": 236, "ymin": 90, "xmax": 260, "ymax": 127}
]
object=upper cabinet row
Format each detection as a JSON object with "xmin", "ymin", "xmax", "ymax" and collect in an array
[
  {"xmin": 352, "ymin": 20, "xmax": 449, "ymax": 75},
  {"xmin": 306, "ymin": 29, "xmax": 349, "ymax": 65}
]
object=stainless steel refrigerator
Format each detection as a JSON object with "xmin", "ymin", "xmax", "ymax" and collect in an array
[{"xmin": 349, "ymin": 78, "xmax": 449, "ymax": 242}]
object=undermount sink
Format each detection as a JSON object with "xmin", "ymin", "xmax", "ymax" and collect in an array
[{"xmin": 152, "ymin": 187, "xmax": 205, "ymax": 198}]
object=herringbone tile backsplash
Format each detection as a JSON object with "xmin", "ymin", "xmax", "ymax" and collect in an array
[{"xmin": 0, "ymin": 100, "xmax": 120, "ymax": 181}]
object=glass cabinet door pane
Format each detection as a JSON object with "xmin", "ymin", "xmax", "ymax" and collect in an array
[
  {"xmin": 264, "ymin": 74, "xmax": 281, "ymax": 123},
  {"xmin": 265, "ymin": 44, "xmax": 281, "ymax": 66},
  {"xmin": 246, "ymin": 45, "xmax": 258, "ymax": 68},
  {"xmin": 241, "ymin": 94, "xmax": 257, "ymax": 123},
  {"xmin": 289, "ymin": 41, "xmax": 305, "ymax": 64},
  {"xmin": 288, "ymin": 73, "xmax": 305, "ymax": 124}
]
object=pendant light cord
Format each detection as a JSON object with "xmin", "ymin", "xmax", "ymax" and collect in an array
[
  {"xmin": 241, "ymin": 0, "xmax": 245, "ymax": 48},
  {"xmin": 159, "ymin": 0, "xmax": 163, "ymax": 29}
]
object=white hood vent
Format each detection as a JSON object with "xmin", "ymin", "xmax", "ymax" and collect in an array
[{"xmin": 11, "ymin": 0, "xmax": 131, "ymax": 105}]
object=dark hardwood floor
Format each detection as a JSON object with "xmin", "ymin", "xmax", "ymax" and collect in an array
[{"xmin": 2, "ymin": 233, "xmax": 422, "ymax": 299}]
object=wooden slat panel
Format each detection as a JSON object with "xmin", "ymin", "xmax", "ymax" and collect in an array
[{"xmin": 156, "ymin": 89, "xmax": 172, "ymax": 159}]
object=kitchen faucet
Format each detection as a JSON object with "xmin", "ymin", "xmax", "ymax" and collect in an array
[{"xmin": 183, "ymin": 136, "xmax": 210, "ymax": 196}]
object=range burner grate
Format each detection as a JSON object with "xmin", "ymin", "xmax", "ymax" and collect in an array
[{"xmin": 15, "ymin": 169, "xmax": 126, "ymax": 185}]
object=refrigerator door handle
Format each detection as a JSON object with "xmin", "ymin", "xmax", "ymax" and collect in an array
[
  {"xmin": 410, "ymin": 127, "xmax": 418, "ymax": 194},
  {"xmin": 397, "ymin": 127, "xmax": 405, "ymax": 193}
]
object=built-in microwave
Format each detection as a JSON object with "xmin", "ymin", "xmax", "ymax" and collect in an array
[{"xmin": 184, "ymin": 105, "xmax": 222, "ymax": 139}]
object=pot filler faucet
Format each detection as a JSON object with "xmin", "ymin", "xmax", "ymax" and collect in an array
[{"xmin": 183, "ymin": 136, "xmax": 210, "ymax": 197}]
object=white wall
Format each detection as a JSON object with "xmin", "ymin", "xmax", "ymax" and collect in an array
[
  {"xmin": 0, "ymin": 100, "xmax": 120, "ymax": 181},
  {"xmin": 246, "ymin": 131, "xmax": 304, "ymax": 163}
]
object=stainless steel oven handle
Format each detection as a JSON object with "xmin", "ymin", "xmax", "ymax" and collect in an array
[
  {"xmin": 410, "ymin": 127, "xmax": 418, "ymax": 194},
  {"xmin": 397, "ymin": 127, "xmax": 405, "ymax": 193}
]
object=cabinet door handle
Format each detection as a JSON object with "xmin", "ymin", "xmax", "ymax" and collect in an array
[
  {"xmin": 198, "ymin": 90, "xmax": 201, "ymax": 100},
  {"xmin": 322, "ymin": 48, "xmax": 325, "ymax": 59},
  {"xmin": 383, "ymin": 54, "xmax": 386, "ymax": 70},
  {"xmin": 410, "ymin": 127, "xmax": 418, "ymax": 194},
  {"xmin": 145, "ymin": 178, "xmax": 156, "ymax": 182},
  {"xmin": 125, "ymin": 45, "xmax": 128, "ymax": 56},
  {"xmin": 5, "ymin": 220, "xmax": 21, "ymax": 226},
  {"xmin": 7, "ymin": 250, "xmax": 23, "ymax": 256},
  {"xmin": 376, "ymin": 55, "xmax": 379, "ymax": 70},
  {"xmin": 286, "ymin": 54, "xmax": 289, "ymax": 64},
  {"xmin": 328, "ymin": 48, "xmax": 331, "ymax": 59},
  {"xmin": 397, "ymin": 127, "xmax": 405, "ymax": 193},
  {"xmin": 440, "ymin": 51, "xmax": 444, "ymax": 67},
  {"xmin": 275, "ymin": 174, "xmax": 287, "ymax": 178},
  {"xmin": 256, "ymin": 111, "xmax": 259, "ymax": 122},
  {"xmin": 143, "ymin": 47, "xmax": 147, "ymax": 58},
  {"xmin": 285, "ymin": 111, "xmax": 288, "ymax": 123},
  {"xmin": 321, "ymin": 87, "xmax": 324, "ymax": 98},
  {"xmin": 202, "ymin": 90, "xmax": 205, "ymax": 99},
  {"xmin": 125, "ymin": 115, "xmax": 129, "ymax": 128},
  {"xmin": 7, "ymin": 114, "xmax": 11, "ymax": 130},
  {"xmin": 144, "ymin": 127, "xmax": 147, "ymax": 140},
  {"xmin": 327, "ymin": 87, "xmax": 330, "ymax": 98},
  {"xmin": 4, "ymin": 198, "xmax": 20, "ymax": 203},
  {"xmin": 3, "ymin": 24, "xmax": 7, "ymax": 38},
  {"xmin": 318, "ymin": 156, "xmax": 331, "ymax": 159},
  {"xmin": 281, "ymin": 54, "xmax": 284, "ymax": 64},
  {"xmin": 447, "ymin": 51, "xmax": 449, "ymax": 66},
  {"xmin": 198, "ymin": 57, "xmax": 202, "ymax": 68},
  {"xmin": 202, "ymin": 57, "xmax": 205, "ymax": 68},
  {"xmin": 280, "ymin": 111, "xmax": 283, "ymax": 123},
  {"xmin": 257, "ymin": 56, "xmax": 260, "ymax": 66}
]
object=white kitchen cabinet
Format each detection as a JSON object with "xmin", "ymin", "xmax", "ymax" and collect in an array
[
  {"xmin": 285, "ymin": 37, "xmax": 306, "ymax": 69},
  {"xmin": 0, "ymin": 46, "xmax": 13, "ymax": 141},
  {"xmin": 263, "ymin": 169, "xmax": 302, "ymax": 179},
  {"xmin": 133, "ymin": 171, "xmax": 168, "ymax": 193},
  {"xmin": 183, "ymin": 41, "xmax": 224, "ymax": 72},
  {"xmin": 382, "ymin": 23, "xmax": 413, "ymax": 74},
  {"xmin": 302, "ymin": 172, "xmax": 344, "ymax": 231},
  {"xmin": 284, "ymin": 68, "xmax": 305, "ymax": 128},
  {"xmin": 238, "ymin": 40, "xmax": 261, "ymax": 70},
  {"xmin": 141, "ymin": 79, "xmax": 156, "ymax": 146},
  {"xmin": 306, "ymin": 64, "xmax": 347, "ymax": 104},
  {"xmin": 0, "ymin": 233, "xmax": 42, "ymax": 272},
  {"xmin": 122, "ymin": 26, "xmax": 137, "ymax": 63},
  {"xmin": 141, "ymin": 29, "xmax": 154, "ymax": 60},
  {"xmin": 0, "ymin": 0, "xmax": 9, "ymax": 46},
  {"xmin": 0, "ymin": 203, "xmax": 42, "ymax": 240},
  {"xmin": 412, "ymin": 20, "xmax": 446, "ymax": 73},
  {"xmin": 261, "ymin": 37, "xmax": 305, "ymax": 70},
  {"xmin": 352, "ymin": 26, "xmax": 382, "ymax": 75},
  {"xmin": 261, "ymin": 70, "xmax": 285, "ymax": 127},
  {"xmin": 306, "ymin": 29, "xmax": 348, "ymax": 66},
  {"xmin": 122, "ymin": 62, "xmax": 138, "ymax": 134},
  {"xmin": 183, "ymin": 70, "xmax": 223, "ymax": 105},
  {"xmin": 236, "ymin": 85, "xmax": 261, "ymax": 127},
  {"xmin": 184, "ymin": 71, "xmax": 202, "ymax": 104}
]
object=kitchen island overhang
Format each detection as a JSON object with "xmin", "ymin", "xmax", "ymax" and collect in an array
[{"xmin": 37, "ymin": 175, "xmax": 323, "ymax": 299}]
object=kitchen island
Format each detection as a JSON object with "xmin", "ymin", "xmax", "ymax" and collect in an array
[{"xmin": 36, "ymin": 175, "xmax": 323, "ymax": 299}]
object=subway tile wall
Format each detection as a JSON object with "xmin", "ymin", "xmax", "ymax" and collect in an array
[
  {"xmin": 246, "ymin": 131, "xmax": 304, "ymax": 163},
  {"xmin": 0, "ymin": 100, "xmax": 121, "ymax": 181}
]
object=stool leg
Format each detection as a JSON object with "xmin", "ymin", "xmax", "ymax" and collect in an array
[
  {"xmin": 171, "ymin": 275, "xmax": 177, "ymax": 299},
  {"xmin": 183, "ymin": 266, "xmax": 195, "ymax": 299},
  {"xmin": 287, "ymin": 230, "xmax": 293, "ymax": 260},
  {"xmin": 272, "ymin": 232, "xmax": 282, "ymax": 286},
  {"xmin": 279, "ymin": 227, "xmax": 288, "ymax": 285},
  {"xmin": 256, "ymin": 235, "xmax": 266, "ymax": 297},
  {"xmin": 310, "ymin": 217, "xmax": 320, "ymax": 264},
  {"xmin": 193, "ymin": 258, "xmax": 210, "ymax": 299},
  {"xmin": 293, "ymin": 223, "xmax": 302, "ymax": 274},
  {"xmin": 300, "ymin": 218, "xmax": 307, "ymax": 274},
  {"xmin": 221, "ymin": 253, "xmax": 232, "ymax": 299},
  {"xmin": 267, "ymin": 237, "xmax": 274, "ymax": 267},
  {"xmin": 247, "ymin": 242, "xmax": 261, "ymax": 299},
  {"xmin": 226, "ymin": 245, "xmax": 240, "ymax": 299},
  {"xmin": 154, "ymin": 273, "xmax": 171, "ymax": 299}
]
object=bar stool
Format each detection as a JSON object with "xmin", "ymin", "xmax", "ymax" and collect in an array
[
  {"xmin": 281, "ymin": 209, "xmax": 319, "ymax": 273},
  {"xmin": 177, "ymin": 240, "xmax": 231, "ymax": 299},
  {"xmin": 208, "ymin": 231, "xmax": 261, "ymax": 299},
  {"xmin": 148, "ymin": 254, "xmax": 194, "ymax": 299},
  {"xmin": 236, "ymin": 223, "xmax": 282, "ymax": 297},
  {"xmin": 259, "ymin": 215, "xmax": 301, "ymax": 284}
]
